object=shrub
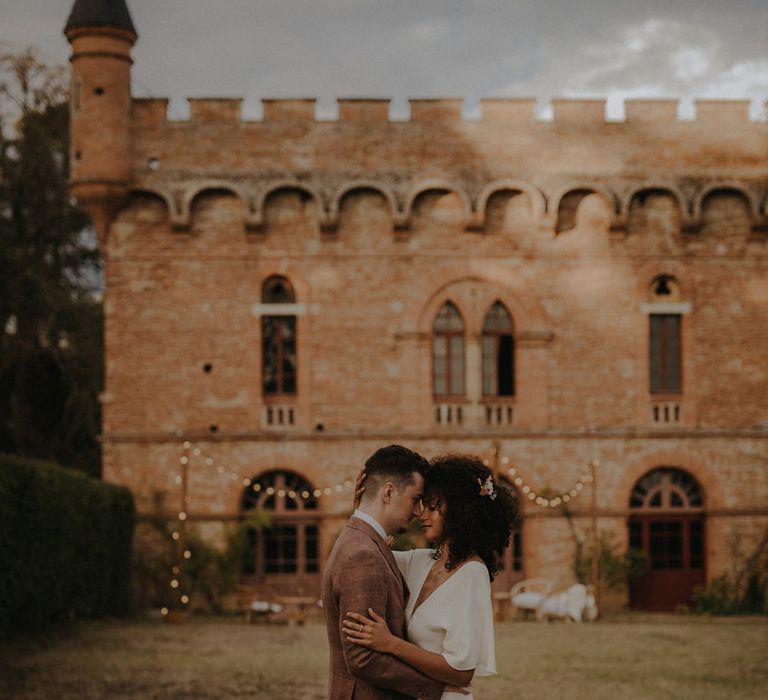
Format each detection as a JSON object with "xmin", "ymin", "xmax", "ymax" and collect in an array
[
  {"xmin": 131, "ymin": 512, "xmax": 271, "ymax": 614},
  {"xmin": 693, "ymin": 528, "xmax": 768, "ymax": 615},
  {"xmin": 0, "ymin": 453, "xmax": 135, "ymax": 635},
  {"xmin": 574, "ymin": 531, "xmax": 649, "ymax": 591}
]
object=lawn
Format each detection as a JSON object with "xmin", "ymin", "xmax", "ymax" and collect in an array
[{"xmin": 1, "ymin": 614, "xmax": 766, "ymax": 699}]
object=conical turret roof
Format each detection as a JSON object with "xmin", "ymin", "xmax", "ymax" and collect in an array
[{"xmin": 65, "ymin": 0, "xmax": 137, "ymax": 35}]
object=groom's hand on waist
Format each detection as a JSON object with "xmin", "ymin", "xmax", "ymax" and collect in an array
[{"xmin": 444, "ymin": 685, "xmax": 471, "ymax": 695}]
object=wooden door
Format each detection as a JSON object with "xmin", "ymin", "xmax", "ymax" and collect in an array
[
  {"xmin": 629, "ymin": 516, "xmax": 706, "ymax": 611},
  {"xmin": 628, "ymin": 467, "xmax": 706, "ymax": 611}
]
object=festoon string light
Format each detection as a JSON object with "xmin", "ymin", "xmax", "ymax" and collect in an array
[{"xmin": 482, "ymin": 446, "xmax": 598, "ymax": 508}]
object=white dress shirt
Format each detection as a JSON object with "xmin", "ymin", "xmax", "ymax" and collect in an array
[{"xmin": 352, "ymin": 509, "xmax": 387, "ymax": 541}]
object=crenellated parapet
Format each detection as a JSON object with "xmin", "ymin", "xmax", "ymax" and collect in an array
[
  {"xmin": 125, "ymin": 94, "xmax": 767, "ymax": 239},
  {"xmin": 131, "ymin": 96, "xmax": 763, "ymax": 126}
]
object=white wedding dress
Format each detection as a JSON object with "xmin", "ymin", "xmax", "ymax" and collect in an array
[{"xmin": 394, "ymin": 549, "xmax": 496, "ymax": 700}]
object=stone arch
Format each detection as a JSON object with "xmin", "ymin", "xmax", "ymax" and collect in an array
[
  {"xmin": 127, "ymin": 187, "xmax": 174, "ymax": 220},
  {"xmin": 552, "ymin": 185, "xmax": 618, "ymax": 233},
  {"xmin": 625, "ymin": 184, "xmax": 687, "ymax": 219},
  {"xmin": 256, "ymin": 267, "xmax": 310, "ymax": 305},
  {"xmin": 404, "ymin": 180, "xmax": 473, "ymax": 223},
  {"xmin": 476, "ymin": 180, "xmax": 546, "ymax": 220},
  {"xmin": 257, "ymin": 181, "xmax": 324, "ymax": 221},
  {"xmin": 110, "ymin": 189, "xmax": 173, "ymax": 253},
  {"xmin": 693, "ymin": 183, "xmax": 760, "ymax": 222},
  {"xmin": 186, "ymin": 184, "xmax": 251, "ymax": 235},
  {"xmin": 329, "ymin": 180, "xmax": 399, "ymax": 221},
  {"xmin": 624, "ymin": 184, "xmax": 690, "ymax": 239},
  {"xmin": 413, "ymin": 273, "xmax": 548, "ymax": 336},
  {"xmin": 628, "ymin": 466, "xmax": 705, "ymax": 510},
  {"xmin": 616, "ymin": 450, "xmax": 721, "ymax": 510},
  {"xmin": 184, "ymin": 180, "xmax": 251, "ymax": 225},
  {"xmin": 698, "ymin": 185, "xmax": 756, "ymax": 238},
  {"xmin": 258, "ymin": 182, "xmax": 324, "ymax": 233},
  {"xmin": 634, "ymin": 260, "xmax": 693, "ymax": 302}
]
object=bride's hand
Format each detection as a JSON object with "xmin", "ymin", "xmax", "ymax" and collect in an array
[
  {"xmin": 352, "ymin": 468, "xmax": 366, "ymax": 510},
  {"xmin": 343, "ymin": 608, "xmax": 396, "ymax": 654}
]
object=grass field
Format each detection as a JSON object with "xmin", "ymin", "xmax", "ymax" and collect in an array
[{"xmin": 1, "ymin": 614, "xmax": 767, "ymax": 699}]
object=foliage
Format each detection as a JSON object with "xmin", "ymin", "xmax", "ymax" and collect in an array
[
  {"xmin": 0, "ymin": 452, "xmax": 135, "ymax": 636},
  {"xmin": 0, "ymin": 49, "xmax": 102, "ymax": 475},
  {"xmin": 693, "ymin": 526, "xmax": 768, "ymax": 615},
  {"xmin": 574, "ymin": 530, "xmax": 649, "ymax": 591},
  {"xmin": 131, "ymin": 511, "xmax": 271, "ymax": 614},
  {"xmin": 187, "ymin": 513, "xmax": 272, "ymax": 613}
]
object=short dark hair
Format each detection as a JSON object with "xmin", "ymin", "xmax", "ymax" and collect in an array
[{"xmin": 362, "ymin": 445, "xmax": 428, "ymax": 501}]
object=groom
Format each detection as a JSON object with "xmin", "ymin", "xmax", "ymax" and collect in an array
[{"xmin": 322, "ymin": 445, "xmax": 445, "ymax": 700}]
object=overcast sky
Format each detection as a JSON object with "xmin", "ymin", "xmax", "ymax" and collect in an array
[{"xmin": 2, "ymin": 0, "xmax": 767, "ymax": 120}]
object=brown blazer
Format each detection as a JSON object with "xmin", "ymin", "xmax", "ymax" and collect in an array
[{"xmin": 322, "ymin": 518, "xmax": 445, "ymax": 700}]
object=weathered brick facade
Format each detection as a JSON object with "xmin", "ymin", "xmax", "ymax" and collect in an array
[{"xmin": 65, "ymin": 1, "xmax": 767, "ymax": 609}]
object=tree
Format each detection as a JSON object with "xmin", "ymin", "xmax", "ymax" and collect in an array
[{"xmin": 0, "ymin": 49, "xmax": 102, "ymax": 475}]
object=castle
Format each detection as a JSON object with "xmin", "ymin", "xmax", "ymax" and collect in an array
[{"xmin": 64, "ymin": 0, "xmax": 768, "ymax": 611}]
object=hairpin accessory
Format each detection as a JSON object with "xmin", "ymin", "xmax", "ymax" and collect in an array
[{"xmin": 478, "ymin": 475, "xmax": 497, "ymax": 500}]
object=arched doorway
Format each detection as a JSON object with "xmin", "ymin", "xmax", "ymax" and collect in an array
[
  {"xmin": 240, "ymin": 470, "xmax": 321, "ymax": 595},
  {"xmin": 628, "ymin": 467, "xmax": 705, "ymax": 611}
]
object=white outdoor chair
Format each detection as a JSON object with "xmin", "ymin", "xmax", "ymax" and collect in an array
[
  {"xmin": 509, "ymin": 578, "xmax": 554, "ymax": 620},
  {"xmin": 539, "ymin": 583, "xmax": 599, "ymax": 622}
]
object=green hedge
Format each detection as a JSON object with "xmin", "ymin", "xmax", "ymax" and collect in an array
[{"xmin": 0, "ymin": 453, "xmax": 135, "ymax": 635}]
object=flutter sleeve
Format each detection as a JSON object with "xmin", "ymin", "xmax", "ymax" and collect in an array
[
  {"xmin": 392, "ymin": 548, "xmax": 416, "ymax": 579},
  {"xmin": 440, "ymin": 563, "xmax": 497, "ymax": 676}
]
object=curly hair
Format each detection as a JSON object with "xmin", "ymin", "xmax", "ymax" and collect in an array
[{"xmin": 424, "ymin": 454, "xmax": 519, "ymax": 581}]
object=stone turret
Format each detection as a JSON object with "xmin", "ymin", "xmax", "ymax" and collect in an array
[{"xmin": 64, "ymin": 0, "xmax": 137, "ymax": 246}]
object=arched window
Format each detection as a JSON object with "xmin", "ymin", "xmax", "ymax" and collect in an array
[
  {"xmin": 648, "ymin": 275, "xmax": 682, "ymax": 395},
  {"xmin": 629, "ymin": 467, "xmax": 703, "ymax": 510},
  {"xmin": 240, "ymin": 470, "xmax": 319, "ymax": 579},
  {"xmin": 482, "ymin": 302, "xmax": 515, "ymax": 396},
  {"xmin": 261, "ymin": 276, "xmax": 296, "ymax": 396},
  {"xmin": 433, "ymin": 302, "xmax": 464, "ymax": 396},
  {"xmin": 628, "ymin": 467, "xmax": 705, "ymax": 611}
]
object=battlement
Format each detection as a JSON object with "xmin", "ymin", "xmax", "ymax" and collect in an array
[{"xmin": 132, "ymin": 96, "xmax": 764, "ymax": 126}]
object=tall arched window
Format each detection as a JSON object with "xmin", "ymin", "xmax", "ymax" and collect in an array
[
  {"xmin": 628, "ymin": 467, "xmax": 705, "ymax": 611},
  {"xmin": 482, "ymin": 302, "xmax": 515, "ymax": 396},
  {"xmin": 262, "ymin": 276, "xmax": 296, "ymax": 396},
  {"xmin": 649, "ymin": 275, "xmax": 682, "ymax": 395},
  {"xmin": 240, "ymin": 470, "xmax": 319, "ymax": 580},
  {"xmin": 433, "ymin": 302, "xmax": 464, "ymax": 396}
]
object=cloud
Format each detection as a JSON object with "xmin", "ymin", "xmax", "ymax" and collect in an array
[
  {"xmin": 1, "ymin": 1, "xmax": 765, "ymax": 121},
  {"xmin": 495, "ymin": 17, "xmax": 767, "ymax": 120}
]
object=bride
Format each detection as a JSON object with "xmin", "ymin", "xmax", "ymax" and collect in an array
[{"xmin": 343, "ymin": 454, "xmax": 518, "ymax": 699}]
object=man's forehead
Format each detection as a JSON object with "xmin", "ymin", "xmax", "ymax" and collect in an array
[{"xmin": 407, "ymin": 473, "xmax": 425, "ymax": 495}]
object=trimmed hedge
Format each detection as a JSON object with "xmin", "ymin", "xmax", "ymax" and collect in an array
[{"xmin": 0, "ymin": 453, "xmax": 135, "ymax": 635}]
